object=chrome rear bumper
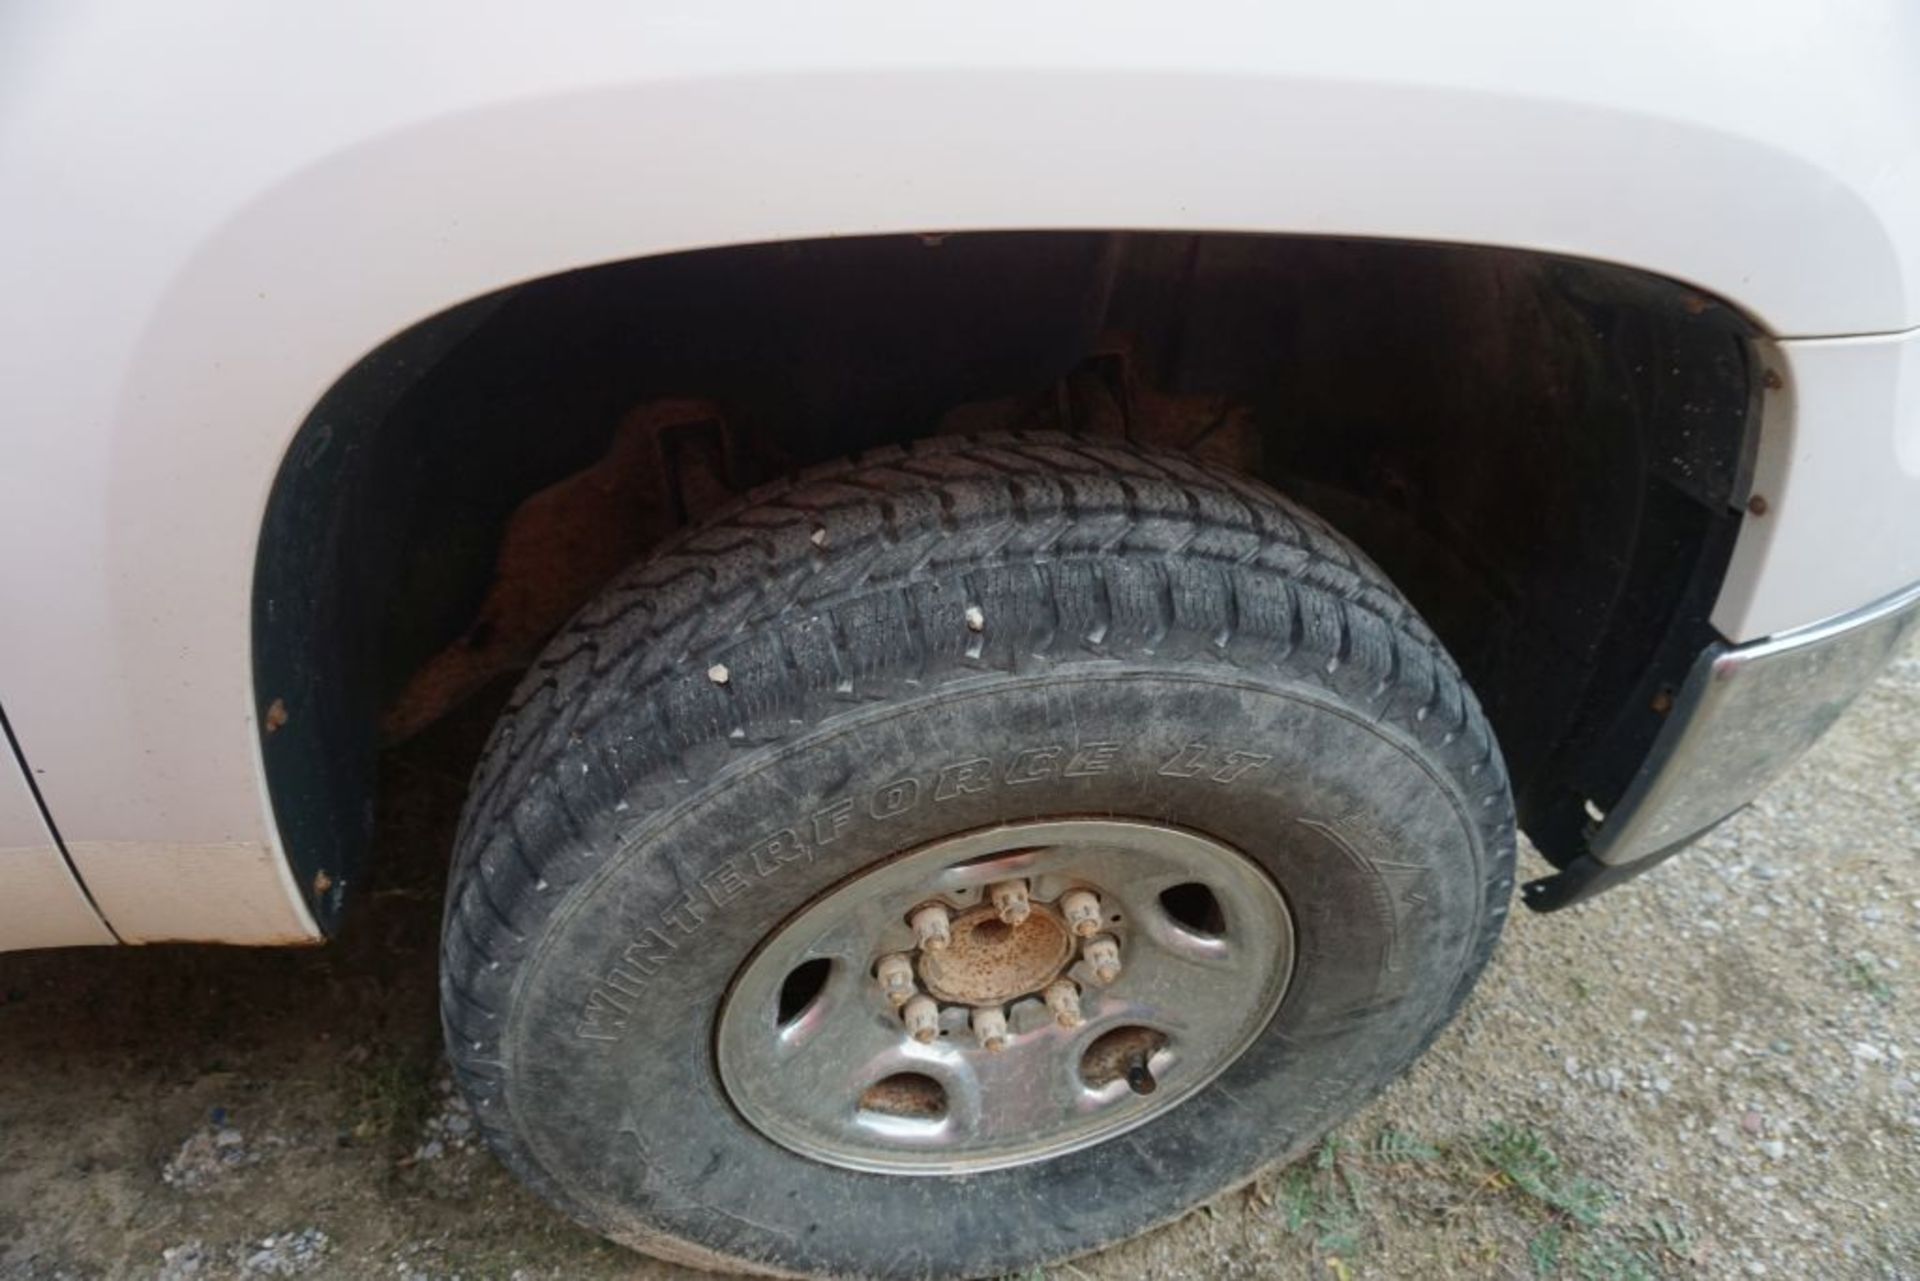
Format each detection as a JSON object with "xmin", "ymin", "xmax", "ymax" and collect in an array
[{"xmin": 1523, "ymin": 579, "xmax": 1920, "ymax": 911}]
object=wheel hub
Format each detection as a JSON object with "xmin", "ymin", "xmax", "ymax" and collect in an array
[
  {"xmin": 917, "ymin": 901, "xmax": 1076, "ymax": 1006},
  {"xmin": 716, "ymin": 819, "xmax": 1294, "ymax": 1175}
]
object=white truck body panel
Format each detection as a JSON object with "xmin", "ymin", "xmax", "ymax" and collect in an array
[
  {"xmin": 2, "ymin": 0, "xmax": 1918, "ymax": 944},
  {"xmin": 1719, "ymin": 331, "xmax": 1920, "ymax": 641},
  {"xmin": 0, "ymin": 730, "xmax": 113, "ymax": 950}
]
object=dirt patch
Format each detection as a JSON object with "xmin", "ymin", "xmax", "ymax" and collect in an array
[{"xmin": 3, "ymin": 640, "xmax": 1916, "ymax": 1280}]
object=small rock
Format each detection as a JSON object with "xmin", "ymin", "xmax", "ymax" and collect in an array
[
  {"xmin": 1852, "ymin": 1042, "xmax": 1886, "ymax": 1064},
  {"xmin": 163, "ymin": 1125, "xmax": 263, "ymax": 1191},
  {"xmin": 241, "ymin": 1228, "xmax": 329, "ymax": 1276},
  {"xmin": 159, "ymin": 1241, "xmax": 211, "ymax": 1281},
  {"xmin": 1761, "ymin": 1139, "xmax": 1787, "ymax": 1161}
]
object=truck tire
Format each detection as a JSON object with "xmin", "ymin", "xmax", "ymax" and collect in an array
[{"xmin": 441, "ymin": 432, "xmax": 1515, "ymax": 1279}]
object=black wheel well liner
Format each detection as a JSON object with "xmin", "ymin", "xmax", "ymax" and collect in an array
[{"xmin": 253, "ymin": 231, "xmax": 1757, "ymax": 931}]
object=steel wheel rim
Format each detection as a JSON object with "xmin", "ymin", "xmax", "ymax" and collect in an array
[{"xmin": 715, "ymin": 818, "xmax": 1295, "ymax": 1175}]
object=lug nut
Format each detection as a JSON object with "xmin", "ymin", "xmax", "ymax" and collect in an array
[
  {"xmin": 1043, "ymin": 979, "xmax": 1084, "ymax": 1028},
  {"xmin": 972, "ymin": 1005, "xmax": 1010, "ymax": 1052},
  {"xmin": 1061, "ymin": 889, "xmax": 1103, "ymax": 937},
  {"xmin": 910, "ymin": 903, "xmax": 952, "ymax": 952},
  {"xmin": 1084, "ymin": 934, "xmax": 1122, "ymax": 985},
  {"xmin": 989, "ymin": 879, "xmax": 1031, "ymax": 926},
  {"xmin": 902, "ymin": 995, "xmax": 940, "ymax": 1044},
  {"xmin": 876, "ymin": 953, "xmax": 917, "ymax": 1007}
]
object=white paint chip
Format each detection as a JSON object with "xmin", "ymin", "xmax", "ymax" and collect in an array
[{"xmin": 707, "ymin": 663, "xmax": 731, "ymax": 685}]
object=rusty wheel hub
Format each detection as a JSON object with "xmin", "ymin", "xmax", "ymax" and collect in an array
[
  {"xmin": 716, "ymin": 819, "xmax": 1295, "ymax": 1175},
  {"xmin": 918, "ymin": 902, "xmax": 1076, "ymax": 1006}
]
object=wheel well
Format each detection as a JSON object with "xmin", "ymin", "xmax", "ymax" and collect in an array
[{"xmin": 254, "ymin": 231, "xmax": 1757, "ymax": 931}]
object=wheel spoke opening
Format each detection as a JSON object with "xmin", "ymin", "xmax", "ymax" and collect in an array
[
  {"xmin": 1158, "ymin": 881, "xmax": 1226, "ymax": 937},
  {"xmin": 1079, "ymin": 1025, "xmax": 1171, "ymax": 1095},
  {"xmin": 775, "ymin": 957, "xmax": 833, "ymax": 1027},
  {"xmin": 859, "ymin": 1072, "xmax": 949, "ymax": 1121}
]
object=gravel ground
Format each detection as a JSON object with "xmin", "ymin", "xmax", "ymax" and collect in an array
[{"xmin": 2, "ymin": 637, "xmax": 1915, "ymax": 1281}]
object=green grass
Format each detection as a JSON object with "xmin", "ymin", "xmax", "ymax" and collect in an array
[
  {"xmin": 348, "ymin": 1046, "xmax": 436, "ymax": 1143},
  {"xmin": 1252, "ymin": 1129, "xmax": 1442, "ymax": 1266},
  {"xmin": 1462, "ymin": 1124, "xmax": 1695, "ymax": 1277},
  {"xmin": 1245, "ymin": 1121, "xmax": 1693, "ymax": 1278},
  {"xmin": 1471, "ymin": 1122, "xmax": 1612, "ymax": 1226},
  {"xmin": 1843, "ymin": 954, "xmax": 1895, "ymax": 1004},
  {"xmin": 1529, "ymin": 1225, "xmax": 1565, "ymax": 1276}
]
